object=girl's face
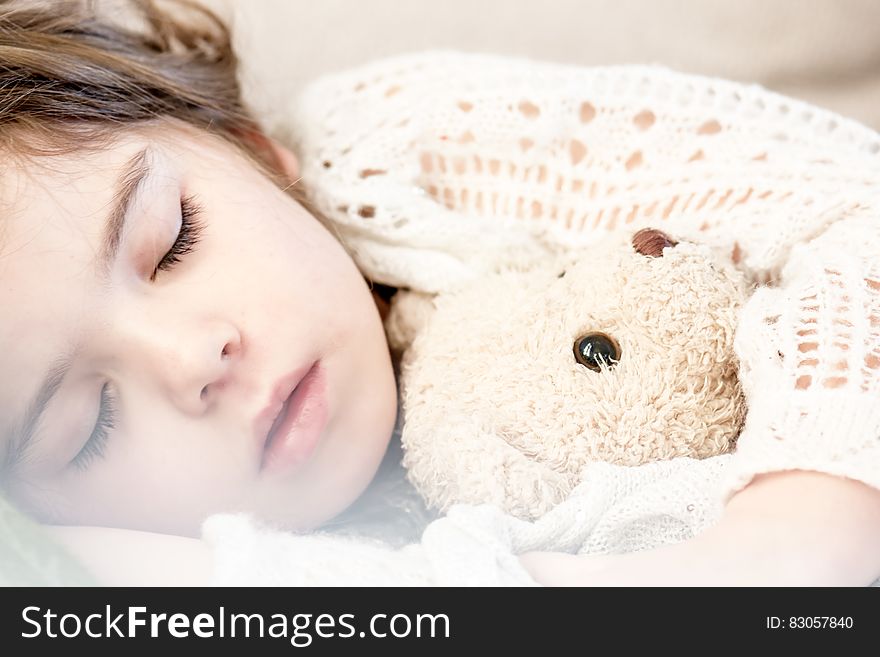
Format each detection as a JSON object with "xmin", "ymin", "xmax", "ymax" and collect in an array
[{"xmin": 0, "ymin": 124, "xmax": 398, "ymax": 535}]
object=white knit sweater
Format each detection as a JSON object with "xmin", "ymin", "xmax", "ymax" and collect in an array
[{"xmin": 206, "ymin": 51, "xmax": 880, "ymax": 586}]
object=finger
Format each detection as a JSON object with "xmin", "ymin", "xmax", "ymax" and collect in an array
[
  {"xmin": 519, "ymin": 551, "xmax": 620, "ymax": 586},
  {"xmin": 519, "ymin": 551, "xmax": 579, "ymax": 586}
]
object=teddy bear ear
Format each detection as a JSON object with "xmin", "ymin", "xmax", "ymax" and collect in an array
[{"xmin": 632, "ymin": 227, "xmax": 679, "ymax": 258}]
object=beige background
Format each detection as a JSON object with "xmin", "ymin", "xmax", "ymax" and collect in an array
[{"xmin": 204, "ymin": 0, "xmax": 880, "ymax": 132}]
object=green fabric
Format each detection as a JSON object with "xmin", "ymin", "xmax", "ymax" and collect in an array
[{"xmin": 0, "ymin": 495, "xmax": 95, "ymax": 586}]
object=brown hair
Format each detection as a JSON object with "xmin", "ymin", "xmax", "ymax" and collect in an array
[{"xmin": 0, "ymin": 0, "xmax": 300, "ymax": 196}]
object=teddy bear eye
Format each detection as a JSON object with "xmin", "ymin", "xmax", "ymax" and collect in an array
[{"xmin": 573, "ymin": 332, "xmax": 621, "ymax": 372}]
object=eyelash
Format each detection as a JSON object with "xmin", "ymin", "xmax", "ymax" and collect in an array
[
  {"xmin": 150, "ymin": 194, "xmax": 205, "ymax": 280},
  {"xmin": 73, "ymin": 197, "xmax": 204, "ymax": 471},
  {"xmin": 72, "ymin": 383, "xmax": 117, "ymax": 471}
]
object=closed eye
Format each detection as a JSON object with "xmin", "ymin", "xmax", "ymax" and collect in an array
[
  {"xmin": 72, "ymin": 382, "xmax": 117, "ymax": 471},
  {"xmin": 151, "ymin": 194, "xmax": 204, "ymax": 280}
]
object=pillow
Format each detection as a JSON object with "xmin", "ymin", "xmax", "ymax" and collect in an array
[{"xmin": 0, "ymin": 495, "xmax": 94, "ymax": 586}]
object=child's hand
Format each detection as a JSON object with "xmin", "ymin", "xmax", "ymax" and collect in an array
[{"xmin": 519, "ymin": 470, "xmax": 880, "ymax": 586}]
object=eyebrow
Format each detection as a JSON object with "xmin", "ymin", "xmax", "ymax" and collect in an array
[
  {"xmin": 2, "ymin": 349, "xmax": 77, "ymax": 476},
  {"xmin": 97, "ymin": 146, "xmax": 153, "ymax": 281},
  {"xmin": 1, "ymin": 147, "xmax": 152, "ymax": 476}
]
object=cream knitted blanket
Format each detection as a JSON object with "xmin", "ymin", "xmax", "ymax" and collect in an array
[
  {"xmin": 206, "ymin": 51, "xmax": 880, "ymax": 585},
  {"xmin": 205, "ymin": 456, "xmax": 730, "ymax": 586}
]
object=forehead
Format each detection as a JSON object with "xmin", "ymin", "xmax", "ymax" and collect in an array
[
  {"xmin": 0, "ymin": 135, "xmax": 156, "ymax": 325},
  {"xmin": 2, "ymin": 135, "xmax": 144, "ymax": 239}
]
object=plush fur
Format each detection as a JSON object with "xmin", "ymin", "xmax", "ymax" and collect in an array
[{"xmin": 386, "ymin": 228, "xmax": 750, "ymax": 520}]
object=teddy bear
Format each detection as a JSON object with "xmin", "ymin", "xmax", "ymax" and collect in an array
[{"xmin": 385, "ymin": 227, "xmax": 750, "ymax": 520}]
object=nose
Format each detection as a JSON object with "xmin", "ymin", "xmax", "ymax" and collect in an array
[
  {"xmin": 118, "ymin": 308, "xmax": 242, "ymax": 416},
  {"xmin": 632, "ymin": 227, "xmax": 678, "ymax": 257}
]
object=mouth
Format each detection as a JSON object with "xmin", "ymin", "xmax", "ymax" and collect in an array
[{"xmin": 254, "ymin": 360, "xmax": 328, "ymax": 475}]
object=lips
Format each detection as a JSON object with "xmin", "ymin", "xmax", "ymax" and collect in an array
[{"xmin": 253, "ymin": 360, "xmax": 328, "ymax": 475}]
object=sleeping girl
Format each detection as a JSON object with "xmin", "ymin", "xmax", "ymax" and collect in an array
[{"xmin": 1, "ymin": 0, "xmax": 878, "ymax": 585}]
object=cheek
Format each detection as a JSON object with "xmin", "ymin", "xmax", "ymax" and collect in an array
[
  {"xmin": 43, "ymin": 421, "xmax": 251, "ymax": 533},
  {"xmin": 218, "ymin": 203, "xmax": 342, "ymax": 281},
  {"xmin": 216, "ymin": 209, "xmax": 367, "ymax": 331}
]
